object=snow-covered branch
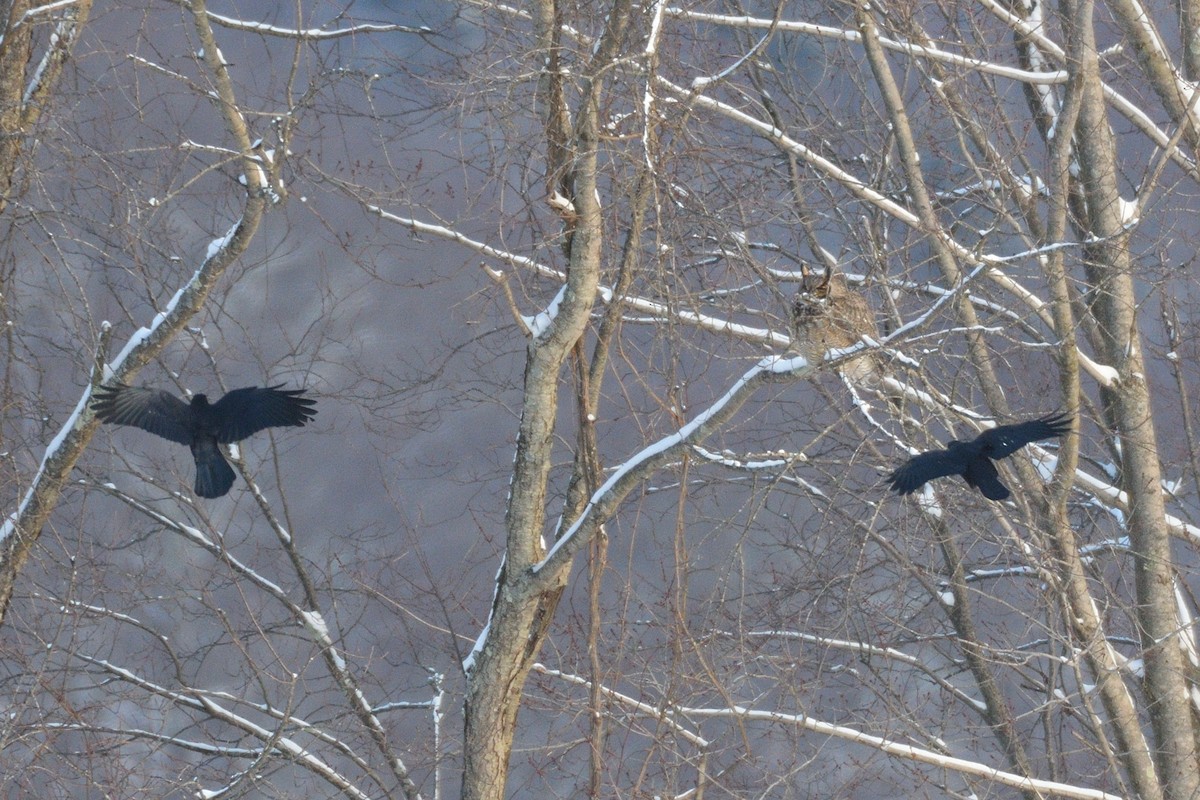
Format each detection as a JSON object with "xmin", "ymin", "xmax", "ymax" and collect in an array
[
  {"xmin": 533, "ymin": 664, "xmax": 710, "ymax": 749},
  {"xmin": 738, "ymin": 629, "xmax": 986, "ymax": 712},
  {"xmin": 537, "ymin": 659, "xmax": 1120, "ymax": 799},
  {"xmin": 368, "ymin": 205, "xmax": 791, "ymax": 347},
  {"xmin": 0, "ymin": 208, "xmax": 258, "ymax": 623},
  {"xmin": 1030, "ymin": 450, "xmax": 1200, "ymax": 547},
  {"xmin": 667, "ymin": 7, "xmax": 1069, "ymax": 85},
  {"xmin": 665, "ymin": 2, "xmax": 1197, "ymax": 181},
  {"xmin": 98, "ymin": 483, "xmax": 425, "ymax": 799},
  {"xmin": 974, "ymin": 0, "xmax": 1198, "ymax": 179},
  {"xmin": 13, "ymin": 0, "xmax": 80, "ymax": 29},
  {"xmin": 677, "ymin": 702, "xmax": 1123, "ymax": 800},
  {"xmin": 71, "ymin": 653, "xmax": 372, "ymax": 800},
  {"xmin": 534, "ymin": 353, "xmax": 810, "ymax": 575},
  {"xmin": 205, "ymin": 10, "xmax": 432, "ymax": 38},
  {"xmin": 690, "ymin": 445, "xmax": 828, "ymax": 497}
]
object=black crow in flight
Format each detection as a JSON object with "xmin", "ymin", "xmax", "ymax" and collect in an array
[
  {"xmin": 92, "ymin": 382, "xmax": 316, "ymax": 498},
  {"xmin": 887, "ymin": 413, "xmax": 1071, "ymax": 501}
]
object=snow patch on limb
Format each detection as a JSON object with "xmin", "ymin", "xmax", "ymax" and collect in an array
[
  {"xmin": 300, "ymin": 609, "xmax": 331, "ymax": 644},
  {"xmin": 913, "ymin": 484, "xmax": 943, "ymax": 517},
  {"xmin": 667, "ymin": 7, "xmax": 1070, "ymax": 85},
  {"xmin": 14, "ymin": 0, "xmax": 79, "ymax": 28},
  {"xmin": 984, "ymin": 266, "xmax": 1117, "ymax": 386},
  {"xmin": 1086, "ymin": 362, "xmax": 1121, "ymax": 386},
  {"xmin": 1036, "ymin": 451, "xmax": 1200, "ymax": 545},
  {"xmin": 370, "ymin": 205, "xmax": 544, "ymax": 271},
  {"xmin": 104, "ymin": 281, "xmax": 194, "ymax": 375},
  {"xmin": 204, "ymin": 10, "xmax": 433, "ymax": 38},
  {"xmin": 690, "ymin": 445, "xmax": 827, "ymax": 497},
  {"xmin": 539, "ymin": 655, "xmax": 1118, "ymax": 798},
  {"xmin": 370, "ymin": 205, "xmax": 793, "ymax": 348},
  {"xmin": 677, "ymin": 702, "xmax": 1123, "ymax": 800},
  {"xmin": 205, "ymin": 221, "xmax": 239, "ymax": 260},
  {"xmin": 462, "ymin": 619, "xmax": 490, "ymax": 675},
  {"xmin": 22, "ymin": 12, "xmax": 83, "ymax": 108},
  {"xmin": 102, "ymin": 219, "xmax": 239, "ymax": 377},
  {"xmin": 129, "ymin": 54, "xmax": 190, "ymax": 84},
  {"xmin": 1174, "ymin": 580, "xmax": 1200, "ymax": 704},
  {"xmin": 739, "ymin": 628, "xmax": 985, "ymax": 712},
  {"xmin": 463, "ymin": 553, "xmax": 506, "ymax": 674},
  {"xmin": 522, "ymin": 285, "xmax": 568, "ymax": 339},
  {"xmin": 660, "ymin": 73, "xmax": 919, "ymax": 226},
  {"xmin": 534, "ymin": 353, "xmax": 806, "ymax": 573},
  {"xmin": 72, "ymin": 653, "xmax": 372, "ymax": 800},
  {"xmin": 533, "ymin": 663, "xmax": 710, "ymax": 748},
  {"xmin": 958, "ymin": 565, "xmax": 1039, "ymax": 583},
  {"xmin": 99, "ymin": 487, "xmax": 421, "ymax": 793},
  {"xmin": 644, "ymin": 0, "xmax": 667, "ymax": 57},
  {"xmin": 974, "ymin": 0, "xmax": 1195, "ymax": 175},
  {"xmin": 0, "ymin": 385, "xmax": 92, "ymax": 547},
  {"xmin": 690, "ymin": 445, "xmax": 800, "ymax": 469},
  {"xmin": 689, "ymin": 12, "xmax": 776, "ymax": 92},
  {"xmin": 100, "ymin": 487, "xmax": 292, "ymax": 598}
]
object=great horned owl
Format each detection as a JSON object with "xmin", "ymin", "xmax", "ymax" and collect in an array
[{"xmin": 791, "ymin": 266, "xmax": 880, "ymax": 386}]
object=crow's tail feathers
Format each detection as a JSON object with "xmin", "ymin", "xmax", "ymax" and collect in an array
[
  {"xmin": 964, "ymin": 456, "xmax": 1011, "ymax": 501},
  {"xmin": 191, "ymin": 439, "xmax": 236, "ymax": 498}
]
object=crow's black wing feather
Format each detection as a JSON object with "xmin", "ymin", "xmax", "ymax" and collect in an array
[
  {"xmin": 977, "ymin": 413, "xmax": 1072, "ymax": 458},
  {"xmin": 887, "ymin": 448, "xmax": 969, "ymax": 494},
  {"xmin": 91, "ymin": 383, "xmax": 194, "ymax": 445},
  {"xmin": 209, "ymin": 385, "xmax": 317, "ymax": 443},
  {"xmin": 963, "ymin": 455, "xmax": 1011, "ymax": 500}
]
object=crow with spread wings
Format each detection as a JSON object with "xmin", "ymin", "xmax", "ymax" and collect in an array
[
  {"xmin": 887, "ymin": 413, "xmax": 1071, "ymax": 500},
  {"xmin": 92, "ymin": 382, "xmax": 317, "ymax": 498}
]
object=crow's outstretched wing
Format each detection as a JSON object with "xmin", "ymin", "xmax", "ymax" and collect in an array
[
  {"xmin": 887, "ymin": 448, "xmax": 969, "ymax": 494},
  {"xmin": 209, "ymin": 385, "xmax": 317, "ymax": 443},
  {"xmin": 977, "ymin": 412, "xmax": 1072, "ymax": 458},
  {"xmin": 91, "ymin": 383, "xmax": 194, "ymax": 445},
  {"xmin": 963, "ymin": 455, "xmax": 1010, "ymax": 500}
]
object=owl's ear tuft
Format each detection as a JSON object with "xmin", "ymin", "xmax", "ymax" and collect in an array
[
  {"xmin": 799, "ymin": 265, "xmax": 833, "ymax": 297},
  {"xmin": 813, "ymin": 267, "xmax": 832, "ymax": 297}
]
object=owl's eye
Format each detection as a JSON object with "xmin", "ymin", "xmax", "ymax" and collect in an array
[{"xmin": 813, "ymin": 285, "xmax": 828, "ymax": 298}]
